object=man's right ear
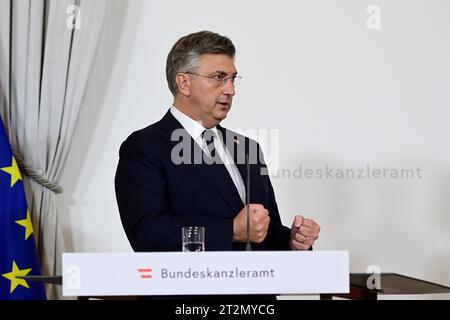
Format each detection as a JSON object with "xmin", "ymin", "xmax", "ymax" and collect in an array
[{"xmin": 175, "ymin": 73, "xmax": 191, "ymax": 97}]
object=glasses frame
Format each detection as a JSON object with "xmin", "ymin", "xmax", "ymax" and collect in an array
[{"xmin": 185, "ymin": 72, "xmax": 242, "ymax": 86}]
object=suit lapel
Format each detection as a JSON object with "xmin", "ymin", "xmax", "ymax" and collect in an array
[
  {"xmin": 219, "ymin": 126, "xmax": 248, "ymax": 191},
  {"xmin": 158, "ymin": 111, "xmax": 244, "ymax": 215}
]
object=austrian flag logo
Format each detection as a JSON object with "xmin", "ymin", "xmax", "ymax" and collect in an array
[{"xmin": 138, "ymin": 268, "xmax": 152, "ymax": 279}]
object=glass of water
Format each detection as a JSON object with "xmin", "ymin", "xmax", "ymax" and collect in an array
[{"xmin": 182, "ymin": 226, "xmax": 205, "ymax": 252}]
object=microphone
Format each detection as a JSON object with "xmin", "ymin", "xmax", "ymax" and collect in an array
[{"xmin": 245, "ymin": 153, "xmax": 252, "ymax": 251}]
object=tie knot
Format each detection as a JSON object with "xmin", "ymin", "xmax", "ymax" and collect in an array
[
  {"xmin": 202, "ymin": 129, "xmax": 215, "ymax": 143},
  {"xmin": 202, "ymin": 129, "xmax": 216, "ymax": 158}
]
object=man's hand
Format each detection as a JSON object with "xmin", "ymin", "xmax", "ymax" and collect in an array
[
  {"xmin": 289, "ymin": 215, "xmax": 320, "ymax": 250},
  {"xmin": 233, "ymin": 204, "xmax": 270, "ymax": 243}
]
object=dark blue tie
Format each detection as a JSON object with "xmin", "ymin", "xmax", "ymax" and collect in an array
[{"xmin": 202, "ymin": 129, "xmax": 216, "ymax": 158}]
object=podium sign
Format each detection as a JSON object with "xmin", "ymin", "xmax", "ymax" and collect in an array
[{"xmin": 63, "ymin": 251, "xmax": 349, "ymax": 296}]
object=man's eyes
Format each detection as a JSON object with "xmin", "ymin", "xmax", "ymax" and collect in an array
[
  {"xmin": 212, "ymin": 74, "xmax": 225, "ymax": 81},
  {"xmin": 212, "ymin": 74, "xmax": 236, "ymax": 81}
]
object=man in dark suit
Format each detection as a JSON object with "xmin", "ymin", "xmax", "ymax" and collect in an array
[{"xmin": 115, "ymin": 31, "xmax": 320, "ymax": 254}]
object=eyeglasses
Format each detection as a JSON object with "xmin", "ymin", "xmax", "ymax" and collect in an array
[{"xmin": 185, "ymin": 72, "xmax": 242, "ymax": 86}]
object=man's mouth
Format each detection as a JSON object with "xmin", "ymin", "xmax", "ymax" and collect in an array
[{"xmin": 217, "ymin": 101, "xmax": 229, "ymax": 107}]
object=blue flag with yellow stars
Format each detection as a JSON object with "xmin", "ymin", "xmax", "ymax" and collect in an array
[{"xmin": 0, "ymin": 116, "xmax": 46, "ymax": 300}]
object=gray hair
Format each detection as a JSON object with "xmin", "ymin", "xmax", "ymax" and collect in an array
[{"xmin": 166, "ymin": 31, "xmax": 236, "ymax": 97}]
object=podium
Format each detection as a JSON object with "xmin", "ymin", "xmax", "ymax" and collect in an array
[
  {"xmin": 21, "ymin": 272, "xmax": 450, "ymax": 300},
  {"xmin": 20, "ymin": 252, "xmax": 450, "ymax": 299},
  {"xmin": 61, "ymin": 251, "xmax": 350, "ymax": 297}
]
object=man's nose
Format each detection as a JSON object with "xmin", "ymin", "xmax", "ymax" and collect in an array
[{"xmin": 222, "ymin": 78, "xmax": 235, "ymax": 96}]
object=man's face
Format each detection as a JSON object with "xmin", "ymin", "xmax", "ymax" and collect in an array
[{"xmin": 187, "ymin": 54, "xmax": 237, "ymax": 128}]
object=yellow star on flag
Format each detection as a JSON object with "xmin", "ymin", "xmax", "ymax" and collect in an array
[
  {"xmin": 1, "ymin": 261, "xmax": 32, "ymax": 294},
  {"xmin": 1, "ymin": 156, "xmax": 22, "ymax": 187},
  {"xmin": 15, "ymin": 210, "xmax": 34, "ymax": 240}
]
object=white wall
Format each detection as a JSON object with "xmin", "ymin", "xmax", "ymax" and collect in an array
[{"xmin": 59, "ymin": 0, "xmax": 450, "ymax": 299}]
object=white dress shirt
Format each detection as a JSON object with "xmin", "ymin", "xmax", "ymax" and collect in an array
[{"xmin": 170, "ymin": 106, "xmax": 246, "ymax": 204}]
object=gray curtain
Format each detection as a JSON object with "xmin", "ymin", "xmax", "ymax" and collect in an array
[{"xmin": 0, "ymin": 0, "xmax": 109, "ymax": 299}]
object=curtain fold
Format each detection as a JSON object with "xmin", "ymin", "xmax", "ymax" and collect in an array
[{"xmin": 0, "ymin": 0, "xmax": 110, "ymax": 299}]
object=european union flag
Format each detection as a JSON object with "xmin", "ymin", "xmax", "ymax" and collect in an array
[{"xmin": 0, "ymin": 116, "xmax": 46, "ymax": 300}]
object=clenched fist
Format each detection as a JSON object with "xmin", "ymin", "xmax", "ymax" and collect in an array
[
  {"xmin": 233, "ymin": 204, "xmax": 270, "ymax": 243},
  {"xmin": 289, "ymin": 215, "xmax": 320, "ymax": 250}
]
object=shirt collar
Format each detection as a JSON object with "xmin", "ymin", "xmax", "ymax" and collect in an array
[{"xmin": 170, "ymin": 106, "xmax": 219, "ymax": 140}]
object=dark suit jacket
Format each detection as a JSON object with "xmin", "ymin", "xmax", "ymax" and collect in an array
[{"xmin": 115, "ymin": 110, "xmax": 291, "ymax": 252}]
